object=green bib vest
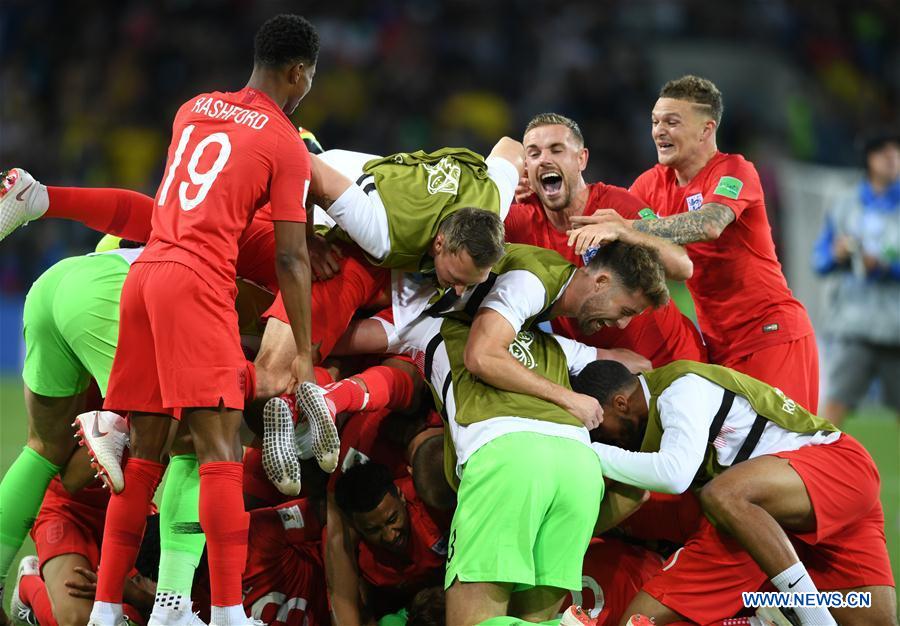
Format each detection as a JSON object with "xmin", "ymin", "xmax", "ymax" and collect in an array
[
  {"xmin": 640, "ymin": 361, "xmax": 839, "ymax": 483},
  {"xmin": 428, "ymin": 318, "xmax": 584, "ymax": 490},
  {"xmin": 436, "ymin": 244, "xmax": 576, "ymax": 326},
  {"xmin": 361, "ymin": 147, "xmax": 501, "ymax": 271}
]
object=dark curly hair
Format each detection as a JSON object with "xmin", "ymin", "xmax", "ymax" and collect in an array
[
  {"xmin": 254, "ymin": 14, "xmax": 319, "ymax": 68},
  {"xmin": 334, "ymin": 462, "xmax": 399, "ymax": 515}
]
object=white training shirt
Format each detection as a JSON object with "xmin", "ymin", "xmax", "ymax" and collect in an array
[{"xmin": 593, "ymin": 374, "xmax": 842, "ymax": 494}]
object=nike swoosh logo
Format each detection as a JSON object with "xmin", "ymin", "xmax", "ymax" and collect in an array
[
  {"xmin": 91, "ymin": 416, "xmax": 108, "ymax": 438},
  {"xmin": 787, "ymin": 575, "xmax": 804, "ymax": 589},
  {"xmin": 15, "ymin": 182, "xmax": 33, "ymax": 201}
]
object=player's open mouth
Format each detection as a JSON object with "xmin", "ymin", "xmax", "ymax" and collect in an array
[
  {"xmin": 657, "ymin": 142, "xmax": 674, "ymax": 152},
  {"xmin": 540, "ymin": 172, "xmax": 563, "ymax": 195}
]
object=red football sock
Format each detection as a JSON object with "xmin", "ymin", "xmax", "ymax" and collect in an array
[
  {"xmin": 44, "ymin": 186, "xmax": 154, "ymax": 242},
  {"xmin": 19, "ymin": 574, "xmax": 58, "ymax": 626},
  {"xmin": 314, "ymin": 366, "xmax": 334, "ymax": 387},
  {"xmin": 243, "ymin": 361, "xmax": 258, "ymax": 401},
  {"xmin": 95, "ymin": 458, "xmax": 164, "ymax": 603},
  {"xmin": 199, "ymin": 461, "xmax": 249, "ymax": 607},
  {"xmin": 325, "ymin": 365, "xmax": 415, "ymax": 414}
]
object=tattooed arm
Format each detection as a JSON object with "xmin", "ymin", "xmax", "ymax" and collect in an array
[{"xmin": 632, "ymin": 202, "xmax": 736, "ymax": 245}]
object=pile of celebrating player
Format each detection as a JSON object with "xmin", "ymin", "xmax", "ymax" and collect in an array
[{"xmin": 0, "ymin": 13, "xmax": 894, "ymax": 626}]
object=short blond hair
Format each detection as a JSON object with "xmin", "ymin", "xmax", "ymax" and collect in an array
[
  {"xmin": 438, "ymin": 208, "xmax": 505, "ymax": 268},
  {"xmin": 660, "ymin": 75, "xmax": 723, "ymax": 125}
]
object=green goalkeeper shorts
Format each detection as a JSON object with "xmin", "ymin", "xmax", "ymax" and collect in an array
[
  {"xmin": 22, "ymin": 253, "xmax": 129, "ymax": 397},
  {"xmin": 444, "ymin": 431, "xmax": 603, "ymax": 592}
]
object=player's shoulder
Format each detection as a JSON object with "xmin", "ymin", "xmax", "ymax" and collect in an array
[
  {"xmin": 587, "ymin": 181, "xmax": 645, "ymax": 211},
  {"xmin": 629, "ymin": 165, "xmax": 670, "ymax": 196},
  {"xmin": 707, "ymin": 151, "xmax": 759, "ymax": 177}
]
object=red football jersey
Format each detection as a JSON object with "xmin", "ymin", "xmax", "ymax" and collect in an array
[
  {"xmin": 356, "ymin": 478, "xmax": 449, "ymax": 591},
  {"xmin": 561, "ymin": 538, "xmax": 664, "ymax": 626},
  {"xmin": 193, "ymin": 502, "xmax": 328, "ymax": 626},
  {"xmin": 504, "ymin": 184, "xmax": 706, "ymax": 367},
  {"xmin": 141, "ymin": 87, "xmax": 309, "ymax": 295},
  {"xmin": 629, "ymin": 152, "xmax": 813, "ymax": 363},
  {"xmin": 327, "ymin": 409, "xmax": 410, "ymax": 492}
]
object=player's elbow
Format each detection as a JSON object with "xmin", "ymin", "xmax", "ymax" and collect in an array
[
  {"xmin": 274, "ymin": 248, "xmax": 307, "ymax": 274},
  {"xmin": 702, "ymin": 221, "xmax": 726, "ymax": 241},
  {"xmin": 463, "ymin": 342, "xmax": 490, "ymax": 379},
  {"xmin": 670, "ymin": 255, "xmax": 693, "ymax": 281}
]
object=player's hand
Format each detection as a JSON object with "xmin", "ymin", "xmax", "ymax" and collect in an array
[
  {"xmin": 308, "ymin": 234, "xmax": 343, "ymax": 281},
  {"xmin": 598, "ymin": 348, "xmax": 652, "ymax": 374},
  {"xmin": 567, "ymin": 209, "xmax": 628, "ymax": 255},
  {"xmin": 65, "ymin": 566, "xmax": 98, "ymax": 599},
  {"xmin": 514, "ymin": 175, "xmax": 534, "ymax": 203},
  {"xmin": 563, "ymin": 391, "xmax": 603, "ymax": 430}
]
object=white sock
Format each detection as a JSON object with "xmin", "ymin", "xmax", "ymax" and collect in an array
[
  {"xmin": 771, "ymin": 562, "xmax": 836, "ymax": 625},
  {"xmin": 89, "ymin": 601, "xmax": 124, "ymax": 625},
  {"xmin": 149, "ymin": 590, "xmax": 192, "ymax": 623},
  {"xmin": 210, "ymin": 604, "xmax": 248, "ymax": 625}
]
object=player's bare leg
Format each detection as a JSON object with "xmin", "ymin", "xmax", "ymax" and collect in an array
[
  {"xmin": 617, "ymin": 591, "xmax": 684, "ymax": 626},
  {"xmin": 43, "ymin": 553, "xmax": 95, "ymax": 626},
  {"xmin": 821, "ymin": 399, "xmax": 850, "ymax": 427},
  {"xmin": 253, "ymin": 317, "xmax": 314, "ymax": 399},
  {"xmin": 445, "ymin": 580, "xmax": 511, "ymax": 626},
  {"xmin": 331, "ymin": 318, "xmax": 391, "ymax": 357},
  {"xmin": 829, "ymin": 585, "xmax": 898, "ymax": 626},
  {"xmin": 508, "ymin": 585, "xmax": 567, "ymax": 622},
  {"xmin": 0, "ymin": 387, "xmax": 83, "ymax": 599},
  {"xmin": 699, "ymin": 455, "xmax": 838, "ymax": 625},
  {"xmin": 24, "ymin": 386, "xmax": 85, "ymax": 467}
]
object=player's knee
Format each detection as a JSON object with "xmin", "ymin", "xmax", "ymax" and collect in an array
[
  {"xmin": 26, "ymin": 436, "xmax": 73, "ymax": 467},
  {"xmin": 699, "ymin": 478, "xmax": 743, "ymax": 521},
  {"xmin": 55, "ymin": 602, "xmax": 92, "ymax": 626}
]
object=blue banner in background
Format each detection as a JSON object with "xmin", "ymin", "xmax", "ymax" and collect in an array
[{"xmin": 0, "ymin": 296, "xmax": 24, "ymax": 375}]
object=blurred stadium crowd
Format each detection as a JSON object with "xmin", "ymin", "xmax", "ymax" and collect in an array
[{"xmin": 0, "ymin": 0, "xmax": 897, "ymax": 293}]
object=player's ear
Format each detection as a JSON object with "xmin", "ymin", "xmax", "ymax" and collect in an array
[
  {"xmin": 579, "ymin": 147, "xmax": 589, "ymax": 172},
  {"xmin": 288, "ymin": 62, "xmax": 303, "ymax": 85},
  {"xmin": 613, "ymin": 393, "xmax": 629, "ymax": 414},
  {"xmin": 432, "ymin": 233, "xmax": 445, "ymax": 254},
  {"xmin": 594, "ymin": 271, "xmax": 610, "ymax": 289}
]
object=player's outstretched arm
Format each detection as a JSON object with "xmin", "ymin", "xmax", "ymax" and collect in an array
[
  {"xmin": 631, "ymin": 202, "xmax": 735, "ymax": 245},
  {"xmin": 325, "ymin": 493, "xmax": 370, "ymax": 626},
  {"xmin": 273, "ymin": 219, "xmax": 316, "ymax": 384},
  {"xmin": 464, "ymin": 308, "xmax": 602, "ymax": 429},
  {"xmin": 568, "ymin": 209, "xmax": 693, "ymax": 280}
]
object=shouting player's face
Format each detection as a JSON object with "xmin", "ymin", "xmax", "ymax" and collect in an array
[
  {"xmin": 575, "ymin": 272, "xmax": 649, "ymax": 334},
  {"xmin": 433, "ymin": 239, "xmax": 490, "ymax": 296},
  {"xmin": 651, "ymin": 98, "xmax": 715, "ymax": 171},
  {"xmin": 523, "ymin": 124, "xmax": 588, "ymax": 212},
  {"xmin": 352, "ymin": 491, "xmax": 410, "ymax": 553}
]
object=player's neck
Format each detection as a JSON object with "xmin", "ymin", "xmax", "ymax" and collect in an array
[
  {"xmin": 545, "ymin": 180, "xmax": 589, "ymax": 233},
  {"xmin": 673, "ymin": 144, "xmax": 718, "ymax": 186},
  {"xmin": 245, "ymin": 68, "xmax": 290, "ymax": 112}
]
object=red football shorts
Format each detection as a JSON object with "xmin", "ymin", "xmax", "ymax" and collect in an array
[
  {"xmin": 31, "ymin": 491, "xmax": 106, "ymax": 571},
  {"xmin": 642, "ymin": 435, "xmax": 892, "ymax": 624},
  {"xmin": 722, "ymin": 334, "xmax": 819, "ymax": 413},
  {"xmin": 105, "ymin": 261, "xmax": 247, "ymax": 417}
]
